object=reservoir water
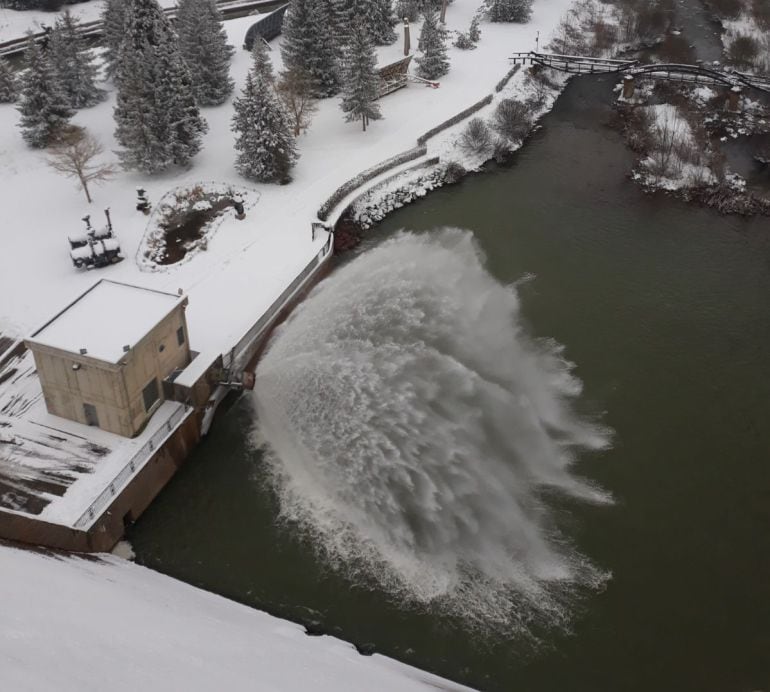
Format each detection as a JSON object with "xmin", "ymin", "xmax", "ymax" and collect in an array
[{"xmin": 128, "ymin": 74, "xmax": 770, "ymax": 691}]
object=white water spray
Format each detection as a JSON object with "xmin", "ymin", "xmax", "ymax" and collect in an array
[{"xmin": 253, "ymin": 229, "xmax": 611, "ymax": 633}]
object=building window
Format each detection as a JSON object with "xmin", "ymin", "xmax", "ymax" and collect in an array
[
  {"xmin": 83, "ymin": 403, "xmax": 99, "ymax": 427},
  {"xmin": 142, "ymin": 378, "xmax": 159, "ymax": 412},
  {"xmin": 177, "ymin": 326, "xmax": 185, "ymax": 346}
]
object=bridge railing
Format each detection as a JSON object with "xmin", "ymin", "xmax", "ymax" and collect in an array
[{"xmin": 510, "ymin": 51, "xmax": 770, "ymax": 95}]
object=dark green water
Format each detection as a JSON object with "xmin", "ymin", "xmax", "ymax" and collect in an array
[{"xmin": 129, "ymin": 75, "xmax": 770, "ymax": 691}]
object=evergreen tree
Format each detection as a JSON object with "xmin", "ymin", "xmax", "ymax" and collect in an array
[
  {"xmin": 101, "ymin": 0, "xmax": 127, "ymax": 78},
  {"xmin": 416, "ymin": 9, "xmax": 449, "ymax": 80},
  {"xmin": 17, "ymin": 36, "xmax": 73, "ymax": 148},
  {"xmin": 334, "ymin": 0, "xmax": 395, "ymax": 46},
  {"xmin": 371, "ymin": 0, "xmax": 397, "ymax": 44},
  {"xmin": 0, "ymin": 57, "xmax": 17, "ymax": 103},
  {"xmin": 468, "ymin": 14, "xmax": 481, "ymax": 42},
  {"xmin": 49, "ymin": 10, "xmax": 104, "ymax": 108},
  {"xmin": 114, "ymin": 0, "xmax": 207, "ymax": 173},
  {"xmin": 394, "ymin": 0, "xmax": 421, "ymax": 22},
  {"xmin": 340, "ymin": 20, "xmax": 382, "ymax": 131},
  {"xmin": 281, "ymin": 0, "xmax": 340, "ymax": 97},
  {"xmin": 251, "ymin": 37, "xmax": 274, "ymax": 82},
  {"xmin": 176, "ymin": 0, "xmax": 234, "ymax": 106},
  {"xmin": 231, "ymin": 68, "xmax": 298, "ymax": 183},
  {"xmin": 486, "ymin": 0, "xmax": 533, "ymax": 23}
]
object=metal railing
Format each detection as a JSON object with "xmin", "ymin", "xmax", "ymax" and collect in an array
[
  {"xmin": 72, "ymin": 404, "xmax": 192, "ymax": 530},
  {"xmin": 223, "ymin": 239, "xmax": 333, "ymax": 372},
  {"xmin": 0, "ymin": 0, "xmax": 283, "ymax": 59}
]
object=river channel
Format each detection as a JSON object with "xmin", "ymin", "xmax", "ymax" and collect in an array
[{"xmin": 128, "ymin": 71, "xmax": 770, "ymax": 691}]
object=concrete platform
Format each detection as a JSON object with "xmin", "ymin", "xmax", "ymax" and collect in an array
[{"xmin": 0, "ymin": 345, "xmax": 191, "ymax": 530}]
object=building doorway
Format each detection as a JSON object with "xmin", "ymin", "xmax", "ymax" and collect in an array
[{"xmin": 83, "ymin": 403, "xmax": 99, "ymax": 427}]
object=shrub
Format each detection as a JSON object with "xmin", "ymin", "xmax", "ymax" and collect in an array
[
  {"xmin": 454, "ymin": 32, "xmax": 475, "ymax": 49},
  {"xmin": 442, "ymin": 160, "xmax": 467, "ymax": 184},
  {"xmin": 491, "ymin": 98, "xmax": 533, "ymax": 142},
  {"xmin": 486, "ymin": 0, "xmax": 533, "ymax": 24},
  {"xmin": 728, "ymin": 34, "xmax": 759, "ymax": 68},
  {"xmin": 458, "ymin": 117, "xmax": 493, "ymax": 156}
]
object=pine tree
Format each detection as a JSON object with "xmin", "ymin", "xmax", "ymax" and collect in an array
[
  {"xmin": 340, "ymin": 20, "xmax": 382, "ymax": 131},
  {"xmin": 231, "ymin": 68, "xmax": 298, "ymax": 183},
  {"xmin": 468, "ymin": 14, "xmax": 481, "ymax": 42},
  {"xmin": 486, "ymin": 0, "xmax": 533, "ymax": 23},
  {"xmin": 101, "ymin": 0, "xmax": 127, "ymax": 78},
  {"xmin": 281, "ymin": 0, "xmax": 340, "ymax": 97},
  {"xmin": 17, "ymin": 36, "xmax": 74, "ymax": 147},
  {"xmin": 176, "ymin": 0, "xmax": 234, "ymax": 106},
  {"xmin": 251, "ymin": 37, "xmax": 274, "ymax": 82},
  {"xmin": 371, "ymin": 0, "xmax": 397, "ymax": 44},
  {"xmin": 49, "ymin": 10, "xmax": 103, "ymax": 108},
  {"xmin": 114, "ymin": 0, "xmax": 207, "ymax": 173},
  {"xmin": 0, "ymin": 57, "xmax": 17, "ymax": 103},
  {"xmin": 333, "ymin": 0, "xmax": 395, "ymax": 46},
  {"xmin": 416, "ymin": 9, "xmax": 449, "ymax": 80}
]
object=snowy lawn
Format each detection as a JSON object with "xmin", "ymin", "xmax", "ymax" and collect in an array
[{"xmin": 0, "ymin": 3, "xmax": 573, "ymax": 366}]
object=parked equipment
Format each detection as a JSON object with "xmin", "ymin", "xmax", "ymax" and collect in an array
[{"xmin": 68, "ymin": 209, "xmax": 123, "ymax": 269}]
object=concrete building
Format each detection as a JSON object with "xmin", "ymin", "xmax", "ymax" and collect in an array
[{"xmin": 25, "ymin": 280, "xmax": 191, "ymax": 438}]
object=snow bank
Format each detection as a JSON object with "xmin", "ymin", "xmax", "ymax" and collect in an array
[{"xmin": 1, "ymin": 544, "xmax": 473, "ymax": 692}]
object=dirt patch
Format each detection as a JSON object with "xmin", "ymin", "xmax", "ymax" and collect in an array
[
  {"xmin": 138, "ymin": 183, "xmax": 258, "ymax": 270},
  {"xmin": 155, "ymin": 187, "xmax": 239, "ymax": 265}
]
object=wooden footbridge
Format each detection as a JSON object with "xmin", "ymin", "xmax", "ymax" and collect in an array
[{"xmin": 510, "ymin": 52, "xmax": 770, "ymax": 96}]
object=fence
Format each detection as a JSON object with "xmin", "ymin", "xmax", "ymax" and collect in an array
[
  {"xmin": 0, "ymin": 0, "xmax": 282, "ymax": 59},
  {"xmin": 73, "ymin": 404, "xmax": 192, "ymax": 530},
  {"xmin": 243, "ymin": 3, "xmax": 288, "ymax": 51}
]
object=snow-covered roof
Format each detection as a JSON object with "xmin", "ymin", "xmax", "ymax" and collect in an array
[{"xmin": 28, "ymin": 280, "xmax": 186, "ymax": 364}]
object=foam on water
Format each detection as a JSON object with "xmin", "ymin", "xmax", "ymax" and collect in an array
[{"xmin": 252, "ymin": 228, "xmax": 611, "ymax": 634}]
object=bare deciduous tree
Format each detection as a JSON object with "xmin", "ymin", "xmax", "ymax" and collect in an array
[
  {"xmin": 47, "ymin": 131, "xmax": 114, "ymax": 203},
  {"xmin": 277, "ymin": 65, "xmax": 318, "ymax": 137}
]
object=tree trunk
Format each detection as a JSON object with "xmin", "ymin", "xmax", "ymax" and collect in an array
[{"xmin": 80, "ymin": 174, "xmax": 92, "ymax": 203}]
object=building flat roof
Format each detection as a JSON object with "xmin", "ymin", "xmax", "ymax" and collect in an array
[{"xmin": 28, "ymin": 280, "xmax": 185, "ymax": 364}]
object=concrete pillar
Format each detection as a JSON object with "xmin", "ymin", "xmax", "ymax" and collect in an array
[
  {"xmin": 403, "ymin": 18, "xmax": 410, "ymax": 56},
  {"xmin": 622, "ymin": 75, "xmax": 635, "ymax": 100},
  {"xmin": 440, "ymin": 0, "xmax": 448, "ymax": 23},
  {"xmin": 727, "ymin": 86, "xmax": 742, "ymax": 112}
]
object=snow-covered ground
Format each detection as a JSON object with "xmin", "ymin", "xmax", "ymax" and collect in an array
[
  {"xmin": 1, "ymin": 543, "xmax": 473, "ymax": 691},
  {"xmin": 0, "ymin": 2, "xmax": 573, "ymax": 375}
]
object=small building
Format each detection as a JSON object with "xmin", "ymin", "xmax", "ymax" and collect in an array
[{"xmin": 25, "ymin": 280, "xmax": 191, "ymax": 438}]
